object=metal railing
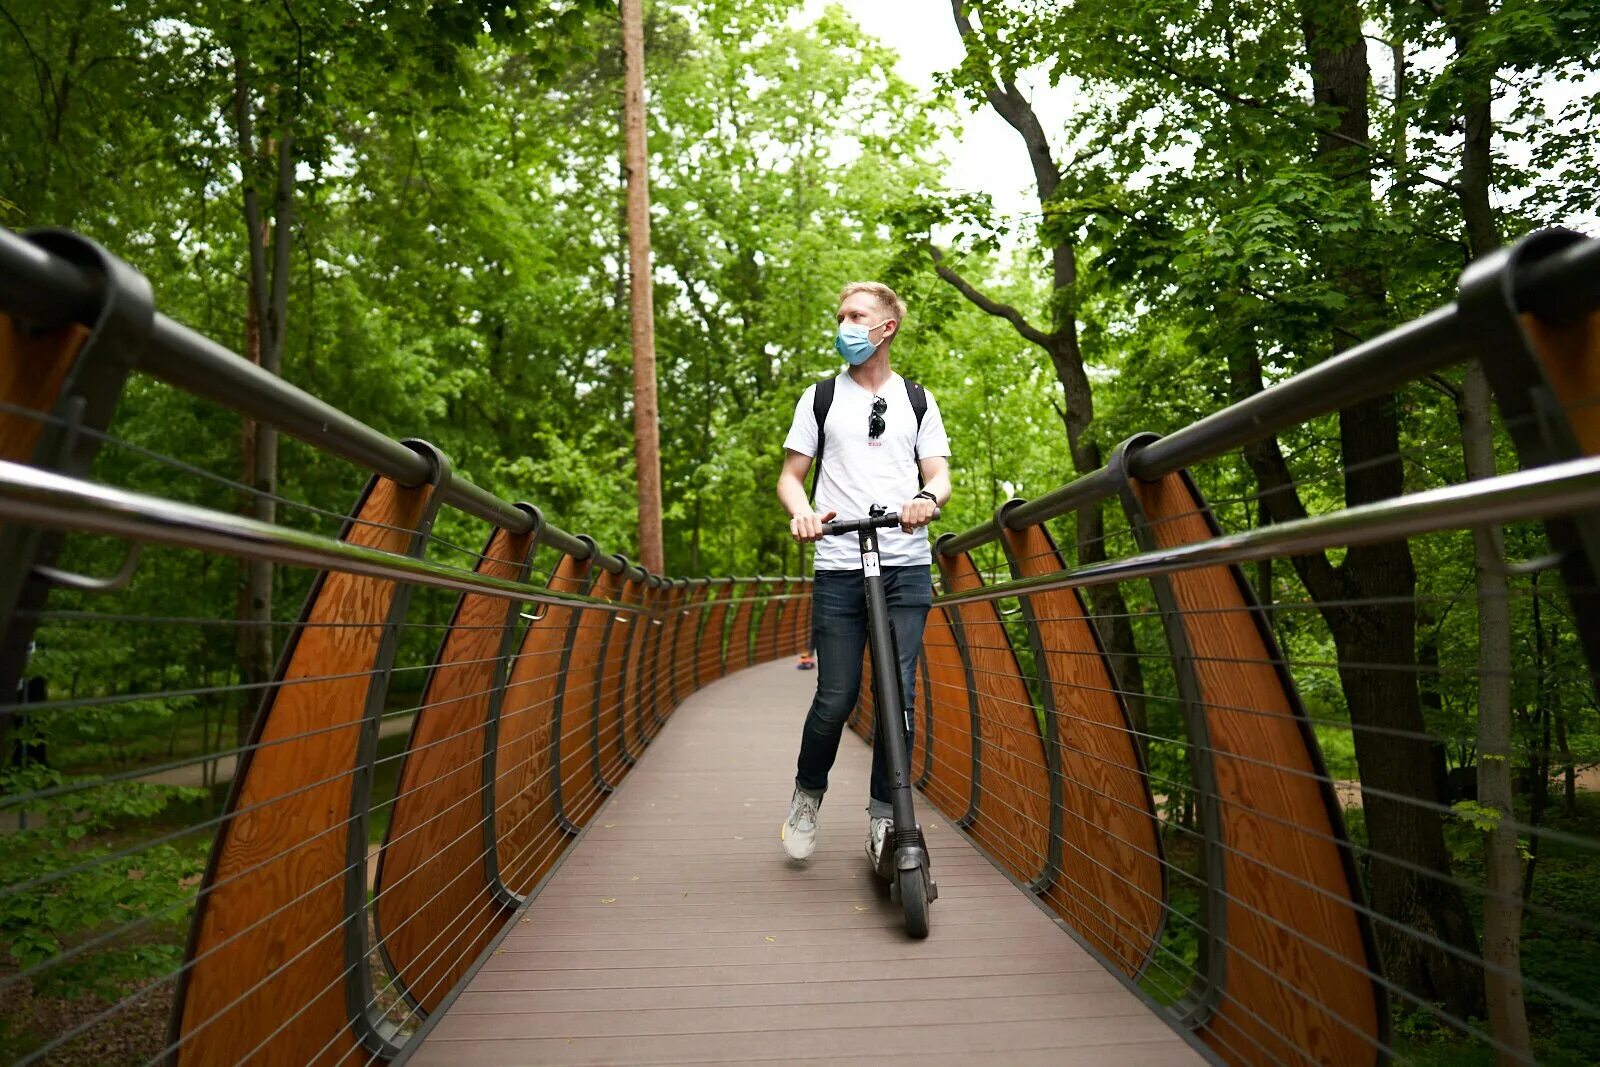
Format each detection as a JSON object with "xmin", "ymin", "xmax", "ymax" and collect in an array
[
  {"xmin": 2, "ymin": 223, "xmax": 1599, "ymax": 1066},
  {"xmin": 842, "ymin": 228, "xmax": 1600, "ymax": 1065},
  {"xmin": 0, "ymin": 226, "xmax": 811, "ymax": 1065}
]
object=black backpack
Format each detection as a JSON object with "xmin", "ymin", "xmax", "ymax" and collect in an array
[{"xmin": 809, "ymin": 376, "xmax": 929, "ymax": 496}]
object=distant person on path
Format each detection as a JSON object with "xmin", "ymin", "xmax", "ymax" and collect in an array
[{"xmin": 776, "ymin": 281, "xmax": 952, "ymax": 866}]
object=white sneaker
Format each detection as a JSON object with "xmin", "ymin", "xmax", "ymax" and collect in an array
[
  {"xmin": 781, "ymin": 788, "xmax": 821, "ymax": 860},
  {"xmin": 867, "ymin": 816, "xmax": 893, "ymax": 867}
]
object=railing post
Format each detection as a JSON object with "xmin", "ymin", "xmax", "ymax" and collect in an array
[
  {"xmin": 171, "ymin": 440, "xmax": 450, "ymax": 1064},
  {"xmin": 374, "ymin": 503, "xmax": 540, "ymax": 1016},
  {"xmin": 933, "ymin": 539, "xmax": 1050, "ymax": 886},
  {"xmin": 1112, "ymin": 433, "xmax": 1384, "ymax": 1065},
  {"xmin": 994, "ymin": 499, "xmax": 1165, "ymax": 976},
  {"xmin": 1460, "ymin": 229, "xmax": 1600, "ymax": 696},
  {"xmin": 0, "ymin": 230, "xmax": 152, "ymax": 706}
]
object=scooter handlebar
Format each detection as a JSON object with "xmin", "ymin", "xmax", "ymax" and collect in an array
[{"xmin": 818, "ymin": 507, "xmax": 941, "ymax": 537}]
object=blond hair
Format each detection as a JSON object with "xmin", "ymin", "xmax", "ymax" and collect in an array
[{"xmin": 838, "ymin": 281, "xmax": 907, "ymax": 326}]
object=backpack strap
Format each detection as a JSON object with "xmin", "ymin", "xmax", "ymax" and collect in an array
[
  {"xmin": 904, "ymin": 378, "xmax": 928, "ymax": 485},
  {"xmin": 809, "ymin": 376, "xmax": 836, "ymax": 499},
  {"xmin": 904, "ymin": 379, "xmax": 928, "ymax": 455},
  {"xmin": 808, "ymin": 376, "xmax": 928, "ymax": 497}
]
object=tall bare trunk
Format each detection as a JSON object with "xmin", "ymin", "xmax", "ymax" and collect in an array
[
  {"xmin": 1256, "ymin": 0, "xmax": 1487, "ymax": 1019},
  {"xmin": 1461, "ymin": 366, "xmax": 1532, "ymax": 1063},
  {"xmin": 1453, "ymin": 0, "xmax": 1531, "ymax": 1052},
  {"xmin": 231, "ymin": 51, "xmax": 294, "ymax": 744},
  {"xmin": 621, "ymin": 0, "xmax": 664, "ymax": 572},
  {"xmin": 237, "ymin": 279, "xmax": 271, "ymax": 747}
]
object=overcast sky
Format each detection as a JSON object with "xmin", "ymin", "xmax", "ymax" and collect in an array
[
  {"xmin": 810, "ymin": 1, "xmax": 1597, "ymax": 238},
  {"xmin": 805, "ymin": 0, "xmax": 1067, "ymax": 228}
]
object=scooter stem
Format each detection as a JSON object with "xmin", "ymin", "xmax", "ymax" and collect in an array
[{"xmin": 857, "ymin": 525, "xmax": 919, "ymax": 837}]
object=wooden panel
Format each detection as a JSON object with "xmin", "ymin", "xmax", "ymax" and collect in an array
[
  {"xmin": 724, "ymin": 582, "xmax": 759, "ymax": 673},
  {"xmin": 1522, "ymin": 307, "xmax": 1600, "ymax": 453},
  {"xmin": 175, "ymin": 475, "xmax": 437, "ymax": 1066},
  {"xmin": 617, "ymin": 579, "xmax": 656, "ymax": 755},
  {"xmin": 374, "ymin": 524, "xmax": 536, "ymax": 1014},
  {"xmin": 752, "ymin": 584, "xmax": 784, "ymax": 664},
  {"xmin": 0, "ymin": 315, "xmax": 92, "ymax": 462},
  {"xmin": 1125, "ymin": 471, "xmax": 1381, "ymax": 1067},
  {"xmin": 919, "ymin": 605, "xmax": 975, "ymax": 827},
  {"xmin": 600, "ymin": 572, "xmax": 645, "ymax": 783},
  {"xmin": 636, "ymin": 585, "xmax": 668, "ymax": 742},
  {"xmin": 494, "ymin": 554, "xmax": 593, "ymax": 897},
  {"xmin": 783, "ymin": 583, "xmax": 809, "ymax": 657},
  {"xmin": 665, "ymin": 584, "xmax": 699, "ymax": 709},
  {"xmin": 936, "ymin": 552, "xmax": 1050, "ymax": 887},
  {"xmin": 637, "ymin": 583, "xmax": 669, "ymax": 738},
  {"xmin": 1000, "ymin": 521, "xmax": 1165, "ymax": 977},
  {"xmin": 696, "ymin": 587, "xmax": 732, "ymax": 687},
  {"xmin": 663, "ymin": 585, "xmax": 689, "ymax": 701},
  {"xmin": 553, "ymin": 568, "xmax": 621, "ymax": 833},
  {"xmin": 793, "ymin": 584, "xmax": 812, "ymax": 656}
]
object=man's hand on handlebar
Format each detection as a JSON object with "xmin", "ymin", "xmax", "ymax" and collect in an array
[
  {"xmin": 790, "ymin": 509, "xmax": 838, "ymax": 543},
  {"xmin": 897, "ymin": 495, "xmax": 938, "ymax": 534}
]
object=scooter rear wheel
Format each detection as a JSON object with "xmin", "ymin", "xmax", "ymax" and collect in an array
[{"xmin": 898, "ymin": 867, "xmax": 930, "ymax": 939}]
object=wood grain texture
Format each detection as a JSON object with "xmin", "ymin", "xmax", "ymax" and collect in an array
[
  {"xmin": 752, "ymin": 584, "xmax": 784, "ymax": 663},
  {"xmin": 409, "ymin": 660, "xmax": 1203, "ymax": 1067},
  {"xmin": 553, "ymin": 568, "xmax": 622, "ymax": 833},
  {"xmin": 1522, "ymin": 307, "xmax": 1600, "ymax": 454},
  {"xmin": 644, "ymin": 583, "xmax": 680, "ymax": 736},
  {"xmin": 723, "ymin": 581, "xmax": 758, "ymax": 673},
  {"xmin": 920, "ymin": 604, "xmax": 976, "ymax": 829},
  {"xmin": 1001, "ymin": 521, "xmax": 1165, "ymax": 977},
  {"xmin": 617, "ymin": 579, "xmax": 656, "ymax": 755},
  {"xmin": 494, "ymin": 554, "xmax": 593, "ymax": 897},
  {"xmin": 668, "ymin": 585, "xmax": 707, "ymax": 710},
  {"xmin": 174, "ymin": 475, "xmax": 435, "ymax": 1067},
  {"xmin": 784, "ymin": 583, "xmax": 811, "ymax": 657},
  {"xmin": 936, "ymin": 552, "xmax": 1051, "ymax": 887},
  {"xmin": 374, "ymin": 524, "xmax": 537, "ymax": 1015},
  {"xmin": 696, "ymin": 587, "xmax": 732, "ymax": 687},
  {"xmin": 595, "ymin": 572, "xmax": 636, "ymax": 790},
  {"xmin": 1127, "ymin": 472, "xmax": 1380, "ymax": 1067},
  {"xmin": 0, "ymin": 315, "xmax": 91, "ymax": 463},
  {"xmin": 642, "ymin": 584, "xmax": 673, "ymax": 722}
]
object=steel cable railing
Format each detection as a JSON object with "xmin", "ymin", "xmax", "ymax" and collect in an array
[
  {"xmin": 2, "ymin": 223, "xmax": 1599, "ymax": 1066},
  {"xmin": 840, "ymin": 230, "xmax": 1600, "ymax": 1066},
  {"xmin": 0, "ymin": 226, "xmax": 811, "ymax": 1065}
]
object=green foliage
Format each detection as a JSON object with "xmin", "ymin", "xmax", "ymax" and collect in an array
[
  {"xmin": 0, "ymin": 767, "xmax": 208, "ymax": 996},
  {"xmin": 1, "ymin": 1, "xmax": 1597, "ymax": 1061}
]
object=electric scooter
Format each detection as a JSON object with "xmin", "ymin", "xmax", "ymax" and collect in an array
[{"xmin": 819, "ymin": 504, "xmax": 939, "ymax": 938}]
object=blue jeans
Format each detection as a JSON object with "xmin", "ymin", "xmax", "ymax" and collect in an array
[{"xmin": 795, "ymin": 566, "xmax": 932, "ymax": 819}]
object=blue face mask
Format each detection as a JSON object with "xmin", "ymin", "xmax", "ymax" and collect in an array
[{"xmin": 835, "ymin": 320, "xmax": 888, "ymax": 366}]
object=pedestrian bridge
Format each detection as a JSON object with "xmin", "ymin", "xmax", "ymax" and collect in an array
[{"xmin": 2, "ymin": 225, "xmax": 1599, "ymax": 1065}]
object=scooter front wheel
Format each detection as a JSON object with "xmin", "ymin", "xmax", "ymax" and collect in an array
[{"xmin": 898, "ymin": 867, "xmax": 930, "ymax": 939}]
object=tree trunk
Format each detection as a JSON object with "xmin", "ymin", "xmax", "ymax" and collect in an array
[
  {"xmin": 236, "ymin": 288, "xmax": 270, "ymax": 748},
  {"xmin": 1462, "ymin": 364, "xmax": 1532, "ymax": 1062},
  {"xmin": 621, "ymin": 0, "xmax": 664, "ymax": 572},
  {"xmin": 1295, "ymin": 0, "xmax": 1486, "ymax": 1019},
  {"xmin": 1452, "ymin": 0, "xmax": 1532, "ymax": 1052},
  {"xmin": 230, "ymin": 51, "xmax": 294, "ymax": 747}
]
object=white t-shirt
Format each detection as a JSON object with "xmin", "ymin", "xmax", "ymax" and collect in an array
[{"xmin": 784, "ymin": 371, "xmax": 952, "ymax": 571}]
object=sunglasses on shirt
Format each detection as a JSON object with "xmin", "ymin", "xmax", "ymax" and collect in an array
[{"xmin": 869, "ymin": 396, "xmax": 887, "ymax": 440}]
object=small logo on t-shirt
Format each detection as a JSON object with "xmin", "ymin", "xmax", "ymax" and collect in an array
[{"xmin": 867, "ymin": 440, "xmax": 883, "ymax": 448}]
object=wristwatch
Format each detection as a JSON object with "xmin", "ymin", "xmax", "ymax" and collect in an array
[{"xmin": 914, "ymin": 490, "xmax": 937, "ymax": 503}]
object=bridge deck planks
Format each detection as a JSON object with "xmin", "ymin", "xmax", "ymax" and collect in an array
[{"xmin": 409, "ymin": 660, "xmax": 1206, "ymax": 1067}]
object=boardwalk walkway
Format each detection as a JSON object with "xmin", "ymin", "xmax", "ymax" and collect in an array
[{"xmin": 407, "ymin": 660, "xmax": 1209, "ymax": 1066}]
